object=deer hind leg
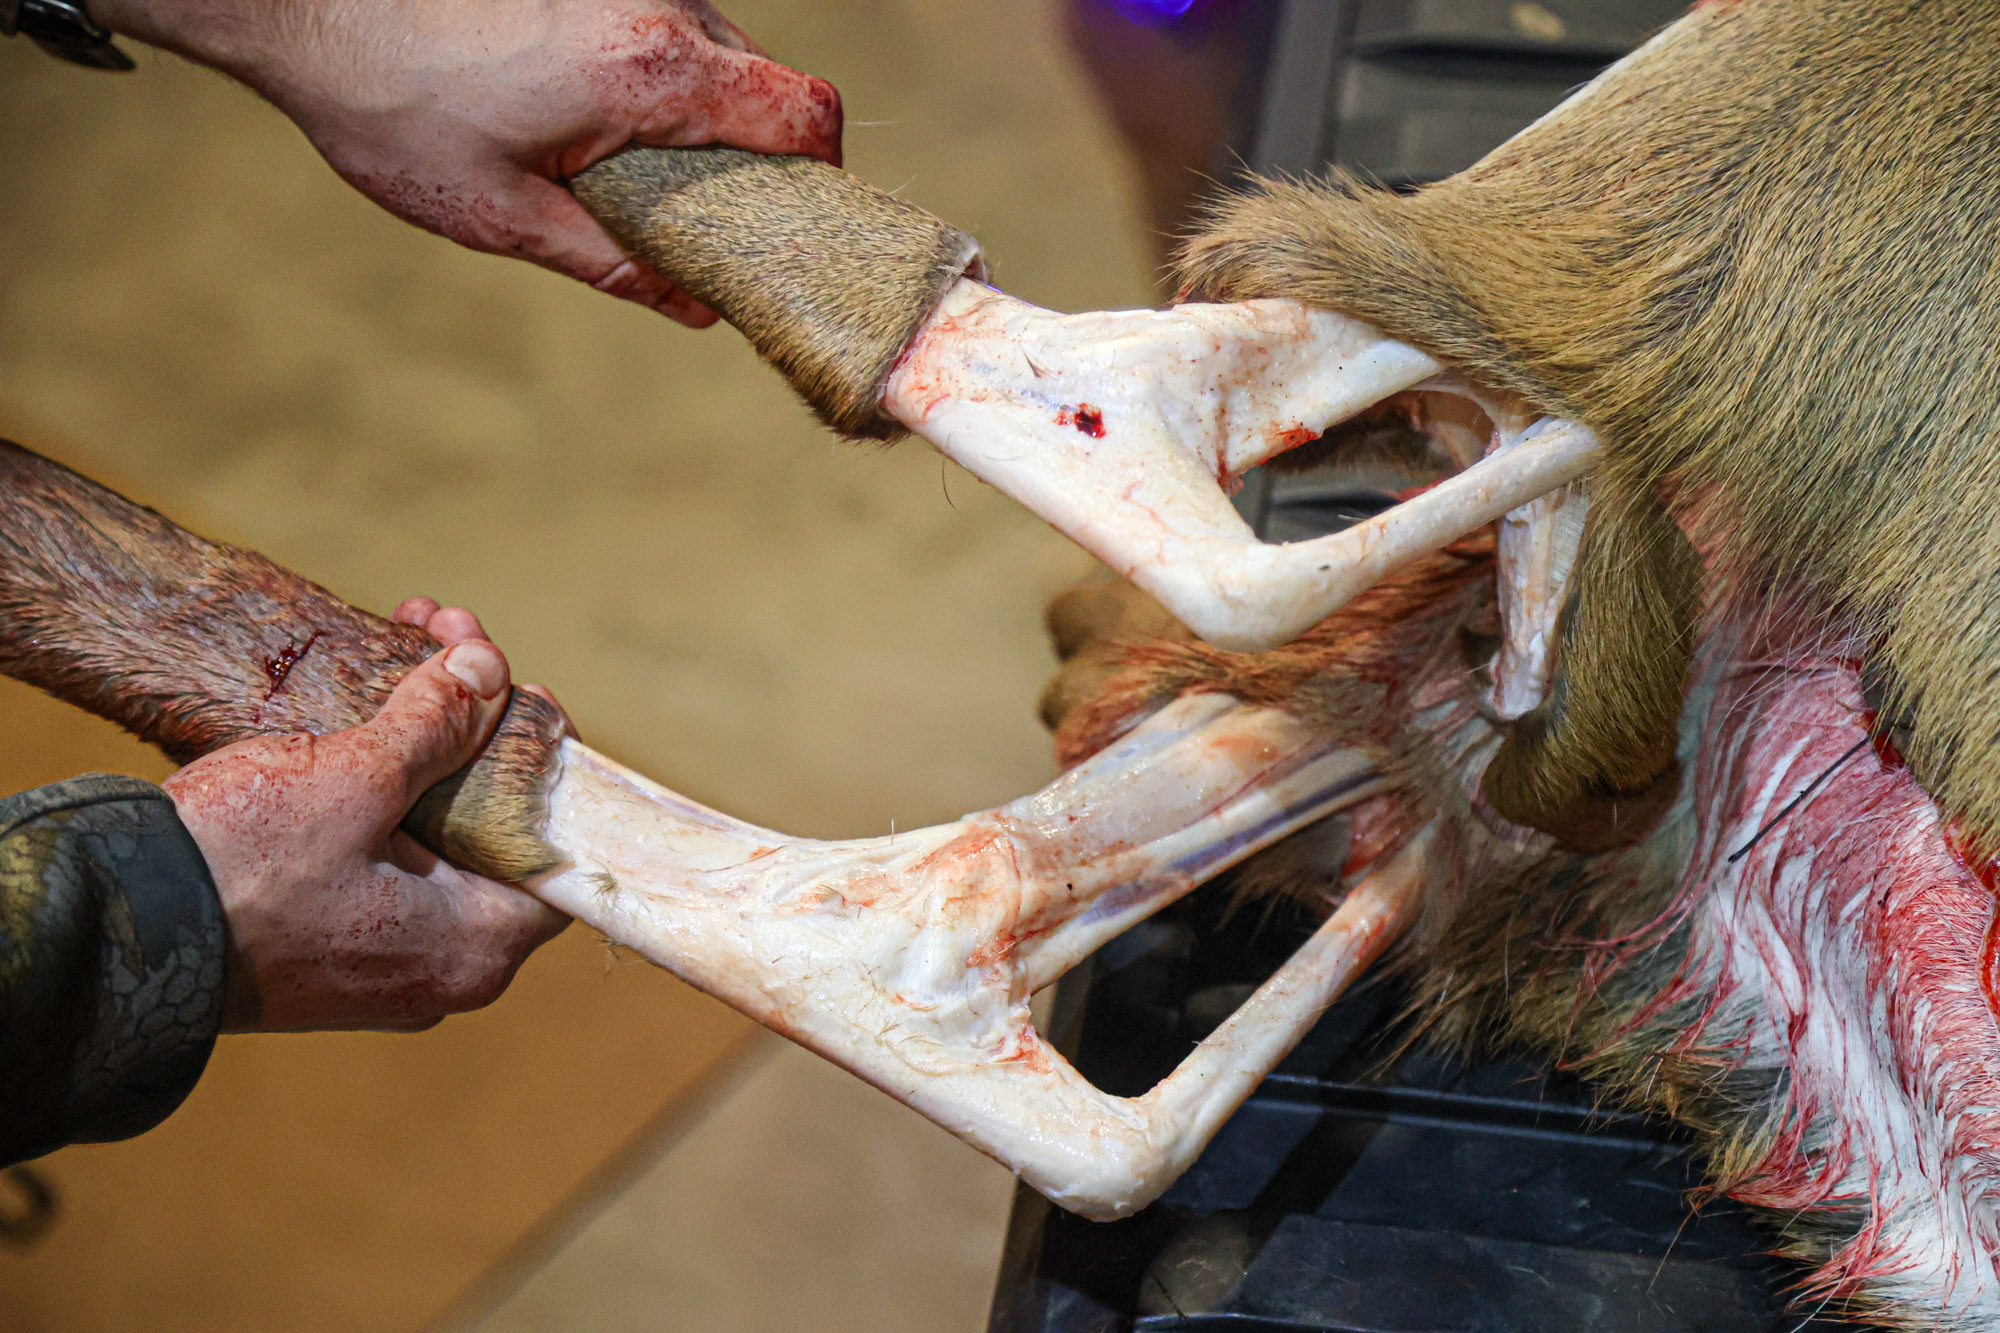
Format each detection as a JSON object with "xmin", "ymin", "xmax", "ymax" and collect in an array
[
  {"xmin": 1480, "ymin": 482, "xmax": 1700, "ymax": 850},
  {"xmin": 1036, "ymin": 573, "xmax": 1191, "ymax": 735},
  {"xmin": 1181, "ymin": 177, "xmax": 1707, "ymax": 848},
  {"xmin": 1877, "ymin": 557, "xmax": 2000, "ymax": 860},
  {"xmin": 1177, "ymin": 176, "xmax": 1538, "ymax": 408}
]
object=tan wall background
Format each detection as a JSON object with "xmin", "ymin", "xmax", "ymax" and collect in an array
[{"xmin": 0, "ymin": 2, "xmax": 1160, "ymax": 1328}]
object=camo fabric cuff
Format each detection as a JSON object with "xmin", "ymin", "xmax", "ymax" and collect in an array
[{"xmin": 0, "ymin": 775, "xmax": 225, "ymax": 1166}]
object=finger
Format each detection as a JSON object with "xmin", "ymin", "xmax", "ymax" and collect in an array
[
  {"xmin": 424, "ymin": 605, "xmax": 488, "ymax": 645},
  {"xmin": 386, "ymin": 831, "xmax": 569, "ymax": 951},
  {"xmin": 388, "ymin": 837, "xmax": 570, "ymax": 1011},
  {"xmin": 359, "ymin": 640, "xmax": 512, "ymax": 815},
  {"xmin": 648, "ymin": 47, "xmax": 844, "ymax": 166},
  {"xmin": 343, "ymin": 158, "xmax": 720, "ymax": 325},
  {"xmin": 393, "ymin": 597, "xmax": 441, "ymax": 628},
  {"xmin": 455, "ymin": 873, "xmax": 571, "ymax": 956},
  {"xmin": 519, "ymin": 684, "xmax": 581, "ymax": 741},
  {"xmin": 651, "ymin": 287, "xmax": 722, "ymax": 328},
  {"xmin": 468, "ymin": 874, "xmax": 572, "ymax": 951},
  {"xmin": 594, "ymin": 257, "xmax": 720, "ymax": 326}
]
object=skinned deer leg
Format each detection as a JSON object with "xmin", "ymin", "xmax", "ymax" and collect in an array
[
  {"xmin": 569, "ymin": 149, "xmax": 1598, "ymax": 655},
  {"xmin": 880, "ymin": 284, "xmax": 1598, "ymax": 651},
  {"xmin": 529, "ymin": 700, "xmax": 1415, "ymax": 1217},
  {"xmin": 0, "ymin": 439, "xmax": 1421, "ymax": 1219}
]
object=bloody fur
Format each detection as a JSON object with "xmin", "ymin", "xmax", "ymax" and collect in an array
[
  {"xmin": 1054, "ymin": 533, "xmax": 1494, "ymax": 777},
  {"xmin": 0, "ymin": 441, "xmax": 565, "ymax": 883},
  {"xmin": 1178, "ymin": 0, "xmax": 2000, "ymax": 856},
  {"xmin": 1045, "ymin": 546, "xmax": 2000, "ymax": 1328}
]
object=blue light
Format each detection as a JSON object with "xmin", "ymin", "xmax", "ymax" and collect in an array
[{"xmin": 1117, "ymin": 0, "xmax": 1198, "ymax": 22}]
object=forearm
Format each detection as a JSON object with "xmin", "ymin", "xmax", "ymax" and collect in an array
[
  {"xmin": 0, "ymin": 775, "xmax": 225, "ymax": 1166},
  {"xmin": 90, "ymin": 0, "xmax": 532, "ymax": 117}
]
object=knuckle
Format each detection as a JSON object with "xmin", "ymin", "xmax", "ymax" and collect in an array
[
  {"xmin": 392, "ymin": 597, "xmax": 438, "ymax": 627},
  {"xmin": 378, "ymin": 675, "xmax": 477, "ymax": 750}
]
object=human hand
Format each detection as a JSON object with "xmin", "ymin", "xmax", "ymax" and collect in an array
[
  {"xmin": 164, "ymin": 603, "xmax": 570, "ymax": 1033},
  {"xmin": 92, "ymin": 0, "xmax": 843, "ymax": 325}
]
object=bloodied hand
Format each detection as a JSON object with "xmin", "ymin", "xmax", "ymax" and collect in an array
[
  {"xmin": 164, "ymin": 604, "xmax": 569, "ymax": 1033},
  {"xmin": 90, "ymin": 0, "xmax": 843, "ymax": 324}
]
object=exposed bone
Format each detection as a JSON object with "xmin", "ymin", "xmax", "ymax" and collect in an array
[
  {"xmin": 884, "ymin": 280, "xmax": 1600, "ymax": 651},
  {"xmin": 1493, "ymin": 479, "xmax": 1589, "ymax": 719},
  {"xmin": 522, "ymin": 694, "xmax": 1416, "ymax": 1218},
  {"xmin": 0, "ymin": 435, "xmax": 1430, "ymax": 1227},
  {"xmin": 1413, "ymin": 385, "xmax": 1498, "ymax": 472}
]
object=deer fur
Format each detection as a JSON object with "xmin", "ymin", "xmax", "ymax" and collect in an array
[
  {"xmin": 1041, "ymin": 553, "xmax": 1996, "ymax": 1327},
  {"xmin": 1180, "ymin": 0, "xmax": 2000, "ymax": 853},
  {"xmin": 573, "ymin": 148, "xmax": 984, "ymax": 439},
  {"xmin": 0, "ymin": 441, "xmax": 566, "ymax": 883}
]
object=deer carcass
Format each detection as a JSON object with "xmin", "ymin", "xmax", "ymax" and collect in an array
[
  {"xmin": 4, "ymin": 0, "xmax": 1997, "ymax": 1326},
  {"xmin": 568, "ymin": 2, "xmax": 2000, "ymax": 1322}
]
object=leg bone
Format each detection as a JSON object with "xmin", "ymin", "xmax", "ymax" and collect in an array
[
  {"xmin": 884, "ymin": 281, "xmax": 1598, "ymax": 651},
  {"xmin": 1493, "ymin": 476, "xmax": 1590, "ymax": 719},
  {"xmin": 527, "ymin": 694, "xmax": 1406, "ymax": 1218}
]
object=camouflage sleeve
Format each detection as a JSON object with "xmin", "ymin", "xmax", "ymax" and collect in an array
[{"xmin": 0, "ymin": 775, "xmax": 226, "ymax": 1166}]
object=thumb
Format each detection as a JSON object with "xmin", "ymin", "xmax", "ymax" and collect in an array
[{"xmin": 362, "ymin": 640, "xmax": 513, "ymax": 813}]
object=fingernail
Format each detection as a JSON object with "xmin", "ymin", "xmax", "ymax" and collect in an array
[
  {"xmin": 594, "ymin": 257, "xmax": 671, "ymax": 305},
  {"xmin": 442, "ymin": 641, "xmax": 506, "ymax": 700}
]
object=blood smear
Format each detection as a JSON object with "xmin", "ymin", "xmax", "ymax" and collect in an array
[
  {"xmin": 1941, "ymin": 822, "xmax": 2000, "ymax": 1020},
  {"xmin": 1859, "ymin": 710, "xmax": 1905, "ymax": 771}
]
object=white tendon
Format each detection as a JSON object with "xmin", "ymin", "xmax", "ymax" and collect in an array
[
  {"xmin": 1493, "ymin": 480, "xmax": 1589, "ymax": 719},
  {"xmin": 884, "ymin": 280, "xmax": 1600, "ymax": 652},
  {"xmin": 526, "ymin": 695, "xmax": 1425, "ymax": 1219}
]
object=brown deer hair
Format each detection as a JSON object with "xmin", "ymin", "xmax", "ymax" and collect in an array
[
  {"xmin": 0, "ymin": 441, "xmax": 565, "ymax": 882},
  {"xmin": 1181, "ymin": 0, "xmax": 2000, "ymax": 851}
]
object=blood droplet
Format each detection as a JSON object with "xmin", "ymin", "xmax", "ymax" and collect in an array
[
  {"xmin": 263, "ymin": 630, "xmax": 322, "ymax": 700},
  {"xmin": 1056, "ymin": 405, "xmax": 1106, "ymax": 438},
  {"xmin": 1268, "ymin": 425, "xmax": 1320, "ymax": 455}
]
